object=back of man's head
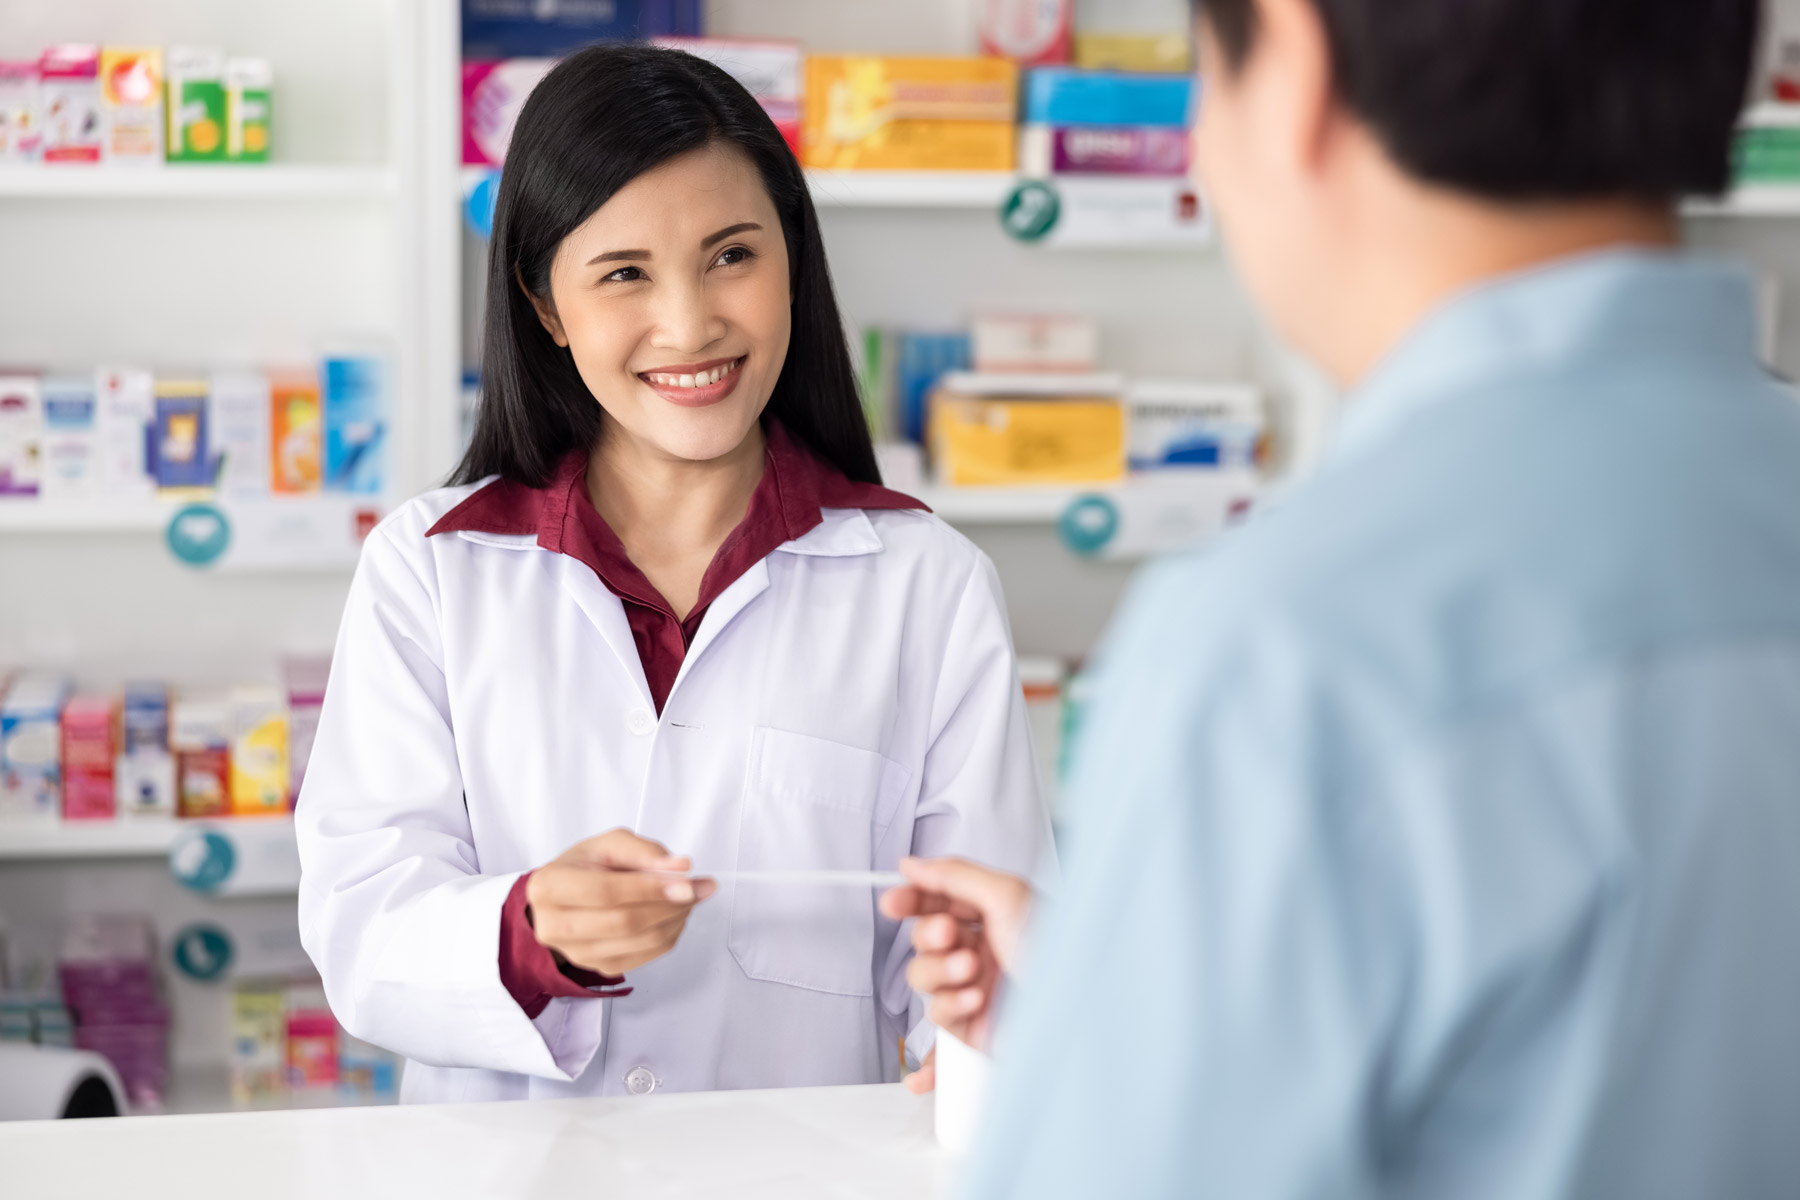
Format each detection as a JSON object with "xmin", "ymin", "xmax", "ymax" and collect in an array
[{"xmin": 1195, "ymin": 0, "xmax": 1759, "ymax": 202}]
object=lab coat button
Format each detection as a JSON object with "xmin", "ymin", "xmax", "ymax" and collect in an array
[
  {"xmin": 626, "ymin": 707, "xmax": 656, "ymax": 737},
  {"xmin": 625, "ymin": 1066, "xmax": 657, "ymax": 1095}
]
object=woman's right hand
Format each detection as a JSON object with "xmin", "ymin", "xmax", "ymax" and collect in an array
[{"xmin": 525, "ymin": 828, "xmax": 717, "ymax": 976}]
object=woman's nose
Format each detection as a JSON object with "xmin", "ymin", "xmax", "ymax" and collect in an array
[{"xmin": 649, "ymin": 277, "xmax": 725, "ymax": 353}]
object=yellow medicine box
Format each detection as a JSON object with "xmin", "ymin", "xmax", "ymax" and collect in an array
[
  {"xmin": 804, "ymin": 56, "xmax": 1018, "ymax": 172},
  {"xmin": 930, "ymin": 384, "xmax": 1125, "ymax": 487}
]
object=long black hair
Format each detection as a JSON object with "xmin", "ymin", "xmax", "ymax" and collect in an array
[{"xmin": 452, "ymin": 43, "xmax": 879, "ymax": 487}]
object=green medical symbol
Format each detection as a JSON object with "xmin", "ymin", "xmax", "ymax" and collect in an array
[
  {"xmin": 1000, "ymin": 180, "xmax": 1061, "ymax": 243},
  {"xmin": 170, "ymin": 828, "xmax": 236, "ymax": 893},
  {"xmin": 166, "ymin": 503, "xmax": 231, "ymax": 567},
  {"xmin": 1059, "ymin": 494, "xmax": 1120, "ymax": 557},
  {"xmin": 171, "ymin": 924, "xmax": 234, "ymax": 983}
]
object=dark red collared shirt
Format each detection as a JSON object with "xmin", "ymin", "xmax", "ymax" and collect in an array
[{"xmin": 427, "ymin": 421, "xmax": 925, "ymax": 1018}]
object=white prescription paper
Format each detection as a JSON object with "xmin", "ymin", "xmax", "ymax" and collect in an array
[{"xmin": 651, "ymin": 869, "xmax": 908, "ymax": 888}]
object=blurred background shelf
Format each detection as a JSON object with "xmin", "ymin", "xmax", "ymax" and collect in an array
[
  {"xmin": 0, "ymin": 820, "xmax": 187, "ymax": 861},
  {"xmin": 0, "ymin": 165, "xmax": 398, "ymax": 200}
]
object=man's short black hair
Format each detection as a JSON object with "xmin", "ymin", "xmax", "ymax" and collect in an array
[{"xmin": 1193, "ymin": 0, "xmax": 1759, "ymax": 202}]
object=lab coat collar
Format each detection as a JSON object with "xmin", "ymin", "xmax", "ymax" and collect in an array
[{"xmin": 1330, "ymin": 249, "xmax": 1761, "ymax": 465}]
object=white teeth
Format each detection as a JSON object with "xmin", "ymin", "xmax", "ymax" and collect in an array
[{"xmin": 646, "ymin": 359, "xmax": 740, "ymax": 389}]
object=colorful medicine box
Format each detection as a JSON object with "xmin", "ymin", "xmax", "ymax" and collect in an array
[
  {"xmin": 322, "ymin": 356, "xmax": 387, "ymax": 494},
  {"xmin": 99, "ymin": 47, "xmax": 163, "ymax": 165},
  {"xmin": 0, "ymin": 61, "xmax": 42, "ymax": 162},
  {"xmin": 1019, "ymin": 123, "xmax": 1189, "ymax": 176},
  {"xmin": 171, "ymin": 696, "xmax": 231, "ymax": 819},
  {"xmin": 117, "ymin": 682, "xmax": 176, "ymax": 820},
  {"xmin": 652, "ymin": 38, "xmax": 804, "ymax": 156},
  {"xmin": 225, "ymin": 58, "xmax": 271, "ymax": 161},
  {"xmin": 152, "ymin": 377, "xmax": 214, "ymax": 493},
  {"xmin": 165, "ymin": 47, "xmax": 226, "ymax": 162},
  {"xmin": 1074, "ymin": 32, "xmax": 1193, "ymax": 74},
  {"xmin": 270, "ymin": 370, "xmax": 322, "ymax": 493},
  {"xmin": 461, "ymin": 59, "xmax": 555, "ymax": 166},
  {"xmin": 972, "ymin": 314, "xmax": 1099, "ymax": 374},
  {"xmin": 929, "ymin": 372, "xmax": 1126, "ymax": 486},
  {"xmin": 60, "ymin": 694, "xmax": 117, "ymax": 821},
  {"xmin": 1127, "ymin": 380, "xmax": 1264, "ymax": 470},
  {"xmin": 230, "ymin": 980, "xmax": 287, "ymax": 1103},
  {"xmin": 1023, "ymin": 68, "xmax": 1194, "ymax": 128},
  {"xmin": 39, "ymin": 375, "xmax": 99, "ymax": 501},
  {"xmin": 95, "ymin": 367, "xmax": 155, "ymax": 500},
  {"xmin": 980, "ymin": 0, "xmax": 1073, "ymax": 66},
  {"xmin": 211, "ymin": 370, "xmax": 271, "ymax": 499},
  {"xmin": 38, "ymin": 46, "xmax": 102, "ymax": 164},
  {"xmin": 803, "ymin": 56, "xmax": 1018, "ymax": 172},
  {"xmin": 1, "ymin": 675, "xmax": 71, "ymax": 821},
  {"xmin": 228, "ymin": 687, "xmax": 290, "ymax": 816},
  {"xmin": 0, "ymin": 372, "xmax": 43, "ymax": 497}
]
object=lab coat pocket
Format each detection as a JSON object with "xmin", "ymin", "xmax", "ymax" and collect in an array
[{"xmin": 728, "ymin": 727, "xmax": 911, "ymax": 997}]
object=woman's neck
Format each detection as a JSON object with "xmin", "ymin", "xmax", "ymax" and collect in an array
[{"xmin": 585, "ymin": 421, "xmax": 767, "ymax": 620}]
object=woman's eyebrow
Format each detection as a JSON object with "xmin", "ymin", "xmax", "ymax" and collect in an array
[
  {"xmin": 586, "ymin": 248, "xmax": 652, "ymax": 266},
  {"xmin": 701, "ymin": 222, "xmax": 762, "ymax": 249}
]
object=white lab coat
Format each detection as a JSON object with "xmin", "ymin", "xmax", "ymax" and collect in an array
[{"xmin": 295, "ymin": 481, "xmax": 1052, "ymax": 1103}]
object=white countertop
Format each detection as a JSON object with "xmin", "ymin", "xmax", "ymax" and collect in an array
[{"xmin": 1, "ymin": 1083, "xmax": 950, "ymax": 1200}]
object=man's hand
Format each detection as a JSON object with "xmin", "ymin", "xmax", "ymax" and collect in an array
[
  {"xmin": 880, "ymin": 856, "xmax": 1035, "ymax": 1093},
  {"xmin": 526, "ymin": 828, "xmax": 716, "ymax": 977}
]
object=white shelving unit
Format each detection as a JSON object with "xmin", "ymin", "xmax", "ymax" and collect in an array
[
  {"xmin": 0, "ymin": 819, "xmax": 297, "ymax": 863},
  {"xmin": 0, "ymin": 165, "xmax": 398, "ymax": 201}
]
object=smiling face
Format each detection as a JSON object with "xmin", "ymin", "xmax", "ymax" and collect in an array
[{"xmin": 526, "ymin": 142, "xmax": 792, "ymax": 465}]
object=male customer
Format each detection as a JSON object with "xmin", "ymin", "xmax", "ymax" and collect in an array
[{"xmin": 886, "ymin": 0, "xmax": 1800, "ymax": 1195}]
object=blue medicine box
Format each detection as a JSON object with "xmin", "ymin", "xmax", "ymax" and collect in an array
[
  {"xmin": 323, "ymin": 356, "xmax": 388, "ymax": 495},
  {"xmin": 1024, "ymin": 69, "xmax": 1196, "ymax": 128}
]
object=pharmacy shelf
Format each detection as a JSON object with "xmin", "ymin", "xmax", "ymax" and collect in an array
[
  {"xmin": 1684, "ymin": 186, "xmax": 1800, "ymax": 218},
  {"xmin": 918, "ymin": 484, "xmax": 1096, "ymax": 523},
  {"xmin": 0, "ymin": 165, "xmax": 398, "ymax": 201},
  {"xmin": 460, "ymin": 164, "xmax": 1014, "ymax": 210},
  {"xmin": 0, "ymin": 820, "xmax": 186, "ymax": 861},
  {"xmin": 0, "ymin": 500, "xmax": 174, "ymax": 532}
]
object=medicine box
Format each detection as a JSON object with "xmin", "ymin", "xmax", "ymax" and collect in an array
[
  {"xmin": 228, "ymin": 686, "xmax": 290, "ymax": 816},
  {"xmin": 322, "ymin": 355, "xmax": 387, "ymax": 494},
  {"xmin": 212, "ymin": 370, "xmax": 271, "ymax": 499},
  {"xmin": 972, "ymin": 314, "xmax": 1099, "ymax": 373},
  {"xmin": 1072, "ymin": 0, "xmax": 1193, "ymax": 72},
  {"xmin": 95, "ymin": 367, "xmax": 155, "ymax": 500},
  {"xmin": 1024, "ymin": 68, "xmax": 1194, "ymax": 128},
  {"xmin": 99, "ymin": 47, "xmax": 163, "ymax": 165},
  {"xmin": 653, "ymin": 38, "xmax": 804, "ymax": 156},
  {"xmin": 929, "ymin": 371, "xmax": 1126, "ymax": 486},
  {"xmin": 165, "ymin": 47, "xmax": 226, "ymax": 162},
  {"xmin": 461, "ymin": 58, "xmax": 555, "ymax": 166},
  {"xmin": 1, "ymin": 675, "xmax": 71, "ymax": 822},
  {"xmin": 151, "ymin": 377, "xmax": 214, "ymax": 493},
  {"xmin": 980, "ymin": 0, "xmax": 1073, "ymax": 66},
  {"xmin": 230, "ymin": 979, "xmax": 287, "ymax": 1103},
  {"xmin": 896, "ymin": 332, "xmax": 972, "ymax": 445},
  {"xmin": 39, "ymin": 46, "xmax": 102, "ymax": 164},
  {"xmin": 0, "ymin": 371, "xmax": 43, "ymax": 498},
  {"xmin": 1126, "ymin": 380, "xmax": 1264, "ymax": 470},
  {"xmin": 1018, "ymin": 123, "xmax": 1189, "ymax": 176},
  {"xmin": 117, "ymin": 682, "xmax": 176, "ymax": 820},
  {"xmin": 0, "ymin": 61, "xmax": 42, "ymax": 162},
  {"xmin": 39, "ymin": 375, "xmax": 98, "ymax": 501},
  {"xmin": 225, "ymin": 58, "xmax": 271, "ymax": 162},
  {"xmin": 60, "ymin": 694, "xmax": 117, "ymax": 821},
  {"xmin": 270, "ymin": 370, "xmax": 322, "ymax": 493},
  {"xmin": 804, "ymin": 57, "xmax": 1018, "ymax": 172},
  {"xmin": 171, "ymin": 695, "xmax": 232, "ymax": 819},
  {"xmin": 283, "ymin": 657, "xmax": 330, "ymax": 803}
]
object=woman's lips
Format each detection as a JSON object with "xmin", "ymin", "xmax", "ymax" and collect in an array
[{"xmin": 638, "ymin": 355, "xmax": 746, "ymax": 408}]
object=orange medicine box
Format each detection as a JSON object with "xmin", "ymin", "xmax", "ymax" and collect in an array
[
  {"xmin": 803, "ymin": 56, "xmax": 1018, "ymax": 172},
  {"xmin": 269, "ymin": 370, "xmax": 321, "ymax": 493},
  {"xmin": 929, "ymin": 371, "xmax": 1125, "ymax": 486},
  {"xmin": 60, "ymin": 694, "xmax": 117, "ymax": 821}
]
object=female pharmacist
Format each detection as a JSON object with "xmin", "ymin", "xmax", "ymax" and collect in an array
[{"xmin": 294, "ymin": 44, "xmax": 1051, "ymax": 1103}]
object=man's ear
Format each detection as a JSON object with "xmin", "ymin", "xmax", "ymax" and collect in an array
[{"xmin": 517, "ymin": 266, "xmax": 569, "ymax": 347}]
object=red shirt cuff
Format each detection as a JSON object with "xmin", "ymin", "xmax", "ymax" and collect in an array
[{"xmin": 499, "ymin": 871, "xmax": 632, "ymax": 1019}]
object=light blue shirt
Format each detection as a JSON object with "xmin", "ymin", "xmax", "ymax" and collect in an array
[{"xmin": 964, "ymin": 251, "xmax": 1800, "ymax": 1199}]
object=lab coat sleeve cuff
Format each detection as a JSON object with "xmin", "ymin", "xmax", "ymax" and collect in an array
[{"xmin": 499, "ymin": 872, "xmax": 632, "ymax": 1019}]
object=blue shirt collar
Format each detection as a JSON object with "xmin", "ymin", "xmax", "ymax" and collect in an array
[{"xmin": 1329, "ymin": 249, "xmax": 1762, "ymax": 464}]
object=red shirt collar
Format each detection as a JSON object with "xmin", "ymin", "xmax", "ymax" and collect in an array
[
  {"xmin": 426, "ymin": 423, "xmax": 925, "ymax": 714},
  {"xmin": 426, "ymin": 421, "xmax": 923, "ymax": 549}
]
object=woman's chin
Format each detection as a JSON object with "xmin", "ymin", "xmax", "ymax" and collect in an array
[{"xmin": 626, "ymin": 407, "xmax": 765, "ymax": 466}]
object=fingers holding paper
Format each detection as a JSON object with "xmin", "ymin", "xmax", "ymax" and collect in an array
[{"xmin": 527, "ymin": 827, "xmax": 718, "ymax": 977}]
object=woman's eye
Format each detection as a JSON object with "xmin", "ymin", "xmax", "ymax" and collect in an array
[
  {"xmin": 605, "ymin": 266, "xmax": 645, "ymax": 283},
  {"xmin": 714, "ymin": 246, "xmax": 754, "ymax": 267}
]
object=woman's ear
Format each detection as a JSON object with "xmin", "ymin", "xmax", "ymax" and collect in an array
[{"xmin": 517, "ymin": 266, "xmax": 569, "ymax": 347}]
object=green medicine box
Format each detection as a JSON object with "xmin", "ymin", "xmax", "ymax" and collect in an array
[{"xmin": 165, "ymin": 46, "xmax": 226, "ymax": 162}]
